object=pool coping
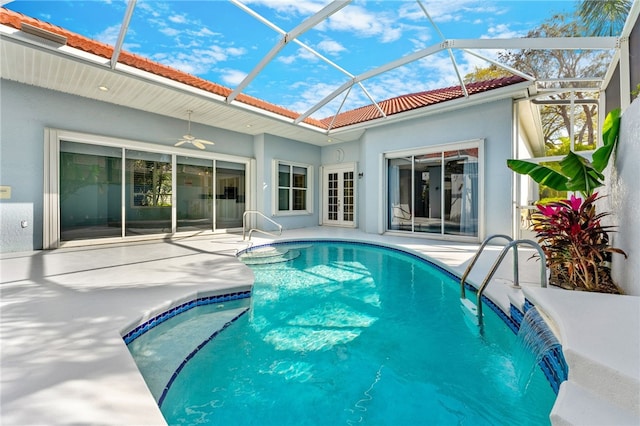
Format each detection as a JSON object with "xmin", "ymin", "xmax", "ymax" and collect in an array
[{"xmin": 2, "ymin": 229, "xmax": 638, "ymax": 425}]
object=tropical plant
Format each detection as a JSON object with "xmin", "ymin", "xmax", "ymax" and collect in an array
[
  {"xmin": 578, "ymin": 0, "xmax": 632, "ymax": 36},
  {"xmin": 506, "ymin": 108, "xmax": 621, "ymax": 197},
  {"xmin": 509, "ymin": 108, "xmax": 626, "ymax": 292},
  {"xmin": 531, "ymin": 193, "xmax": 627, "ymax": 292}
]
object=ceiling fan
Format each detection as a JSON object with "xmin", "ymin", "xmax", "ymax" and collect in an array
[{"xmin": 175, "ymin": 110, "xmax": 215, "ymax": 150}]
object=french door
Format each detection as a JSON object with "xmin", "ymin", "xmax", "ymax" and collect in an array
[{"xmin": 322, "ymin": 164, "xmax": 355, "ymax": 227}]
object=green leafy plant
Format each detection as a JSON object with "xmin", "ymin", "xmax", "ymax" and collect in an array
[
  {"xmin": 532, "ymin": 193, "xmax": 627, "ymax": 292},
  {"xmin": 509, "ymin": 108, "xmax": 627, "ymax": 292},
  {"xmin": 507, "ymin": 108, "xmax": 621, "ymax": 197}
]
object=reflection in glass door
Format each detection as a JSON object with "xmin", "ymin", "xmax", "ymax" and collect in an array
[
  {"xmin": 215, "ymin": 161, "xmax": 245, "ymax": 229},
  {"xmin": 59, "ymin": 141, "xmax": 122, "ymax": 241},
  {"xmin": 177, "ymin": 156, "xmax": 213, "ymax": 232},
  {"xmin": 125, "ymin": 150, "xmax": 172, "ymax": 236},
  {"xmin": 323, "ymin": 164, "xmax": 355, "ymax": 227}
]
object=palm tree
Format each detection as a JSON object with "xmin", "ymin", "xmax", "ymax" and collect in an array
[{"xmin": 578, "ymin": 0, "xmax": 632, "ymax": 36}]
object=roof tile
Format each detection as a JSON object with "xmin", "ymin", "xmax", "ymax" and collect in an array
[{"xmin": 320, "ymin": 76, "xmax": 527, "ymax": 129}]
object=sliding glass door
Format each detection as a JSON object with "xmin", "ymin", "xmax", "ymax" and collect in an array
[
  {"xmin": 55, "ymin": 137, "xmax": 249, "ymax": 245},
  {"xmin": 387, "ymin": 142, "xmax": 481, "ymax": 238}
]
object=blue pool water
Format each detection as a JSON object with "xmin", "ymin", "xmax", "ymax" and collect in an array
[{"xmin": 131, "ymin": 242, "xmax": 556, "ymax": 425}]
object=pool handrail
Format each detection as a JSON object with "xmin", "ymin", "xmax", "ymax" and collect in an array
[
  {"xmin": 474, "ymin": 239, "xmax": 548, "ymax": 326},
  {"xmin": 242, "ymin": 210, "xmax": 283, "ymax": 240},
  {"xmin": 460, "ymin": 234, "xmax": 514, "ymax": 299}
]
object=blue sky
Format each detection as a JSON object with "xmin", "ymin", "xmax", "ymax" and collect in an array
[{"xmin": 5, "ymin": 0, "xmax": 577, "ymax": 118}]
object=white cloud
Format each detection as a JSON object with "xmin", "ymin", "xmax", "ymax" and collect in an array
[
  {"xmin": 159, "ymin": 27, "xmax": 180, "ymax": 37},
  {"xmin": 317, "ymin": 39, "xmax": 346, "ymax": 55},
  {"xmin": 220, "ymin": 69, "xmax": 248, "ymax": 86},
  {"xmin": 320, "ymin": 5, "xmax": 403, "ymax": 43},
  {"xmin": 168, "ymin": 14, "xmax": 188, "ymax": 24},
  {"xmin": 275, "ymin": 45, "xmax": 325, "ymax": 66},
  {"xmin": 93, "ymin": 24, "xmax": 122, "ymax": 45},
  {"xmin": 243, "ymin": 0, "xmax": 329, "ymax": 17},
  {"xmin": 277, "ymin": 55, "xmax": 297, "ymax": 65},
  {"xmin": 411, "ymin": 1, "xmax": 506, "ymax": 24},
  {"xmin": 483, "ymin": 24, "xmax": 525, "ymax": 39},
  {"xmin": 298, "ymin": 48, "xmax": 319, "ymax": 62},
  {"xmin": 152, "ymin": 44, "xmax": 246, "ymax": 75},
  {"xmin": 285, "ymin": 80, "xmax": 341, "ymax": 116}
]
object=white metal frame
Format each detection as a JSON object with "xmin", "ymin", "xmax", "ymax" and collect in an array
[{"xmin": 44, "ymin": 0, "xmax": 630, "ymax": 133}]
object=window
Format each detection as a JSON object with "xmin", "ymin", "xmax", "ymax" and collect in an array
[{"xmin": 274, "ymin": 160, "xmax": 313, "ymax": 214}]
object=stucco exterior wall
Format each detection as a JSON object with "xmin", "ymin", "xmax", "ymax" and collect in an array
[
  {"xmin": 256, "ymin": 134, "xmax": 321, "ymax": 230},
  {"xmin": 0, "ymin": 80, "xmax": 252, "ymax": 252},
  {"xmin": 0, "ymin": 79, "xmax": 537, "ymax": 252},
  {"xmin": 359, "ymin": 98, "xmax": 515, "ymax": 238},
  {"xmin": 609, "ymin": 98, "xmax": 640, "ymax": 296}
]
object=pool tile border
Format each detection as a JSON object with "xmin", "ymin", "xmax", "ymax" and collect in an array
[
  {"xmin": 129, "ymin": 240, "xmax": 568, "ymax": 418},
  {"xmin": 156, "ymin": 307, "xmax": 250, "ymax": 408},
  {"xmin": 122, "ymin": 290, "xmax": 252, "ymax": 345}
]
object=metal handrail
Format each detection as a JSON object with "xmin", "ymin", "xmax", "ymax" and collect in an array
[
  {"xmin": 242, "ymin": 210, "xmax": 283, "ymax": 240},
  {"xmin": 474, "ymin": 239, "xmax": 547, "ymax": 326},
  {"xmin": 460, "ymin": 234, "xmax": 514, "ymax": 299}
]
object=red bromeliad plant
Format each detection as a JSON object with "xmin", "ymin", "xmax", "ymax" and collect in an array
[{"xmin": 532, "ymin": 193, "xmax": 627, "ymax": 293}]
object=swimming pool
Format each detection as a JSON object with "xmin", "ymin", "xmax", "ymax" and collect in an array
[{"xmin": 128, "ymin": 241, "xmax": 557, "ymax": 425}]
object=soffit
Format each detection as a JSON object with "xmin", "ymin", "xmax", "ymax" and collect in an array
[{"xmin": 1, "ymin": 30, "xmax": 351, "ymax": 146}]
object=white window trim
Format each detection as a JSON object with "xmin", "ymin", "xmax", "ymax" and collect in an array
[
  {"xmin": 271, "ymin": 159, "xmax": 314, "ymax": 216},
  {"xmin": 321, "ymin": 162, "xmax": 358, "ymax": 228}
]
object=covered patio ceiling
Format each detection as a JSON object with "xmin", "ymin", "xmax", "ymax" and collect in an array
[{"xmin": 0, "ymin": 1, "xmax": 637, "ymax": 146}]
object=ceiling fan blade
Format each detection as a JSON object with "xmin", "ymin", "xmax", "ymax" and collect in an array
[
  {"xmin": 175, "ymin": 140, "xmax": 187, "ymax": 147},
  {"xmin": 182, "ymin": 134, "xmax": 195, "ymax": 141},
  {"xmin": 193, "ymin": 140, "xmax": 206, "ymax": 150},
  {"xmin": 194, "ymin": 138, "xmax": 214, "ymax": 145}
]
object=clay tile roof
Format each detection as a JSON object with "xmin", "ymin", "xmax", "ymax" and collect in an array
[
  {"xmin": 0, "ymin": 8, "xmax": 327, "ymax": 129},
  {"xmin": 320, "ymin": 75, "xmax": 528, "ymax": 129},
  {"xmin": 1, "ymin": 8, "xmax": 529, "ymax": 133}
]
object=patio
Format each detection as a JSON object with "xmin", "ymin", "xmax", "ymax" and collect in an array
[{"xmin": 1, "ymin": 228, "xmax": 638, "ymax": 425}]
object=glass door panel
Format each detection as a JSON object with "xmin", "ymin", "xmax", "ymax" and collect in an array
[
  {"xmin": 327, "ymin": 172, "xmax": 338, "ymax": 221},
  {"xmin": 215, "ymin": 161, "xmax": 245, "ymax": 229},
  {"xmin": 414, "ymin": 153, "xmax": 442, "ymax": 234},
  {"xmin": 177, "ymin": 156, "xmax": 213, "ymax": 232},
  {"xmin": 125, "ymin": 150, "xmax": 172, "ymax": 236},
  {"xmin": 342, "ymin": 171, "xmax": 354, "ymax": 222},
  {"xmin": 388, "ymin": 157, "xmax": 412, "ymax": 231},
  {"xmin": 443, "ymin": 148, "xmax": 478, "ymax": 236},
  {"xmin": 60, "ymin": 141, "xmax": 122, "ymax": 241},
  {"xmin": 323, "ymin": 165, "xmax": 355, "ymax": 227}
]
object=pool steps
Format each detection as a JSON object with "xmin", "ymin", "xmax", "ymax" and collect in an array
[{"xmin": 237, "ymin": 246, "xmax": 301, "ymax": 265}]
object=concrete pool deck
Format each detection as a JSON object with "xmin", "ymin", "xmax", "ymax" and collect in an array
[{"xmin": 1, "ymin": 227, "xmax": 638, "ymax": 425}]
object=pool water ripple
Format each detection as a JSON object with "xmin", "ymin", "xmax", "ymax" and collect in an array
[{"xmin": 131, "ymin": 242, "xmax": 556, "ymax": 425}]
